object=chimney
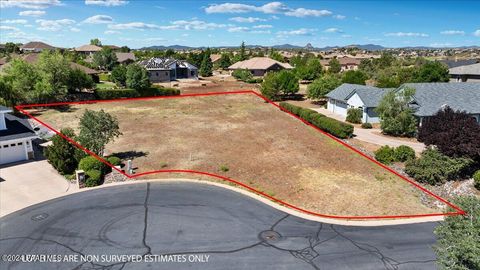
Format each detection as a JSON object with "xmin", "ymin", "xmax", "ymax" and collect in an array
[{"xmin": 0, "ymin": 107, "xmax": 13, "ymax": 131}]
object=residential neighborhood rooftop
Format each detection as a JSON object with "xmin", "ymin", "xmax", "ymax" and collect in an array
[
  {"xmin": 228, "ymin": 57, "xmax": 293, "ymax": 70},
  {"xmin": 138, "ymin": 57, "xmax": 197, "ymax": 70},
  {"xmin": 20, "ymin": 41, "xmax": 56, "ymax": 51},
  {"xmin": 74, "ymin": 44, "xmax": 102, "ymax": 52},
  {"xmin": 326, "ymin": 83, "xmax": 391, "ymax": 107},
  {"xmin": 401, "ymin": 82, "xmax": 480, "ymax": 116},
  {"xmin": 0, "ymin": 114, "xmax": 36, "ymax": 142},
  {"xmin": 449, "ymin": 63, "xmax": 480, "ymax": 75}
]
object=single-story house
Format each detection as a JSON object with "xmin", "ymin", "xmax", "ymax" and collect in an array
[
  {"xmin": 400, "ymin": 82, "xmax": 480, "ymax": 124},
  {"xmin": 20, "ymin": 41, "xmax": 56, "ymax": 53},
  {"xmin": 116, "ymin": 52, "xmax": 136, "ymax": 65},
  {"xmin": 138, "ymin": 58, "xmax": 198, "ymax": 82},
  {"xmin": 321, "ymin": 57, "xmax": 362, "ymax": 72},
  {"xmin": 440, "ymin": 59, "xmax": 478, "ymax": 69},
  {"xmin": 326, "ymin": 84, "xmax": 391, "ymax": 123},
  {"xmin": 70, "ymin": 62, "xmax": 100, "ymax": 83},
  {"xmin": 449, "ymin": 63, "xmax": 480, "ymax": 82},
  {"xmin": 326, "ymin": 82, "xmax": 480, "ymax": 124},
  {"xmin": 228, "ymin": 57, "xmax": 293, "ymax": 76},
  {"xmin": 0, "ymin": 106, "xmax": 37, "ymax": 165},
  {"xmin": 74, "ymin": 44, "xmax": 102, "ymax": 55},
  {"xmin": 210, "ymin": 54, "xmax": 221, "ymax": 64}
]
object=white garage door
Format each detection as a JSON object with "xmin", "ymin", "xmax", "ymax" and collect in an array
[
  {"xmin": 334, "ymin": 101, "xmax": 348, "ymax": 117},
  {"xmin": 0, "ymin": 142, "xmax": 26, "ymax": 165}
]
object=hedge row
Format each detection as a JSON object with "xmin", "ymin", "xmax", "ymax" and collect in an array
[
  {"xmin": 279, "ymin": 102, "xmax": 354, "ymax": 139},
  {"xmin": 94, "ymin": 87, "xmax": 180, "ymax": 100}
]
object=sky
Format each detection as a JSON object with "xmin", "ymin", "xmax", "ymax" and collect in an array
[{"xmin": 0, "ymin": 0, "xmax": 479, "ymax": 49}]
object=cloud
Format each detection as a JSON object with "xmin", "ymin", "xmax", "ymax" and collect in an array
[
  {"xmin": 385, "ymin": 32, "xmax": 429, "ymax": 37},
  {"xmin": 160, "ymin": 20, "xmax": 229, "ymax": 30},
  {"xmin": 252, "ymin": 24, "xmax": 272, "ymax": 29},
  {"xmin": 333, "ymin": 15, "xmax": 346, "ymax": 20},
  {"xmin": 205, "ymin": 2, "xmax": 332, "ymax": 18},
  {"xmin": 430, "ymin": 42, "xmax": 453, "ymax": 47},
  {"xmin": 1, "ymin": 19, "xmax": 28, "ymax": 24},
  {"xmin": 82, "ymin": 15, "xmax": 114, "ymax": 24},
  {"xmin": 70, "ymin": 27, "xmax": 81, "ymax": 32},
  {"xmin": 229, "ymin": 17, "xmax": 266, "ymax": 23},
  {"xmin": 341, "ymin": 34, "xmax": 352, "ymax": 38},
  {"xmin": 440, "ymin": 30, "xmax": 465, "ymax": 35},
  {"xmin": 228, "ymin": 26, "xmax": 249, "ymax": 32},
  {"xmin": 0, "ymin": 26, "xmax": 20, "ymax": 31},
  {"xmin": 84, "ymin": 0, "xmax": 128, "ymax": 6},
  {"xmin": 1, "ymin": 0, "xmax": 62, "ymax": 9},
  {"xmin": 108, "ymin": 22, "xmax": 160, "ymax": 30},
  {"xmin": 227, "ymin": 26, "xmax": 270, "ymax": 34},
  {"xmin": 324, "ymin": 27, "xmax": 343, "ymax": 33},
  {"xmin": 284, "ymin": 8, "xmax": 332, "ymax": 17},
  {"xmin": 104, "ymin": 30, "xmax": 120, "ymax": 34},
  {"xmin": 473, "ymin": 29, "xmax": 480, "ymax": 37},
  {"xmin": 19, "ymin": 10, "xmax": 46, "ymax": 17},
  {"xmin": 277, "ymin": 28, "xmax": 316, "ymax": 36},
  {"xmin": 36, "ymin": 18, "xmax": 75, "ymax": 31}
]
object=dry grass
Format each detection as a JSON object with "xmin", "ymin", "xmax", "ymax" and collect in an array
[{"xmin": 28, "ymin": 93, "xmax": 440, "ymax": 216}]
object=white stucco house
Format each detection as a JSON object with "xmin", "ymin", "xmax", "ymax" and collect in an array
[
  {"xmin": 0, "ymin": 106, "xmax": 37, "ymax": 165},
  {"xmin": 325, "ymin": 84, "xmax": 391, "ymax": 123}
]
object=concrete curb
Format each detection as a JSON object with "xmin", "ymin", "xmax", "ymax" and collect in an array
[{"xmin": 85, "ymin": 178, "xmax": 445, "ymax": 226}]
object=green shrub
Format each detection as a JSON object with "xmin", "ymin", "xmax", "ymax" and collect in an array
[
  {"xmin": 138, "ymin": 87, "xmax": 180, "ymax": 97},
  {"xmin": 474, "ymin": 170, "xmax": 480, "ymax": 190},
  {"xmin": 279, "ymin": 102, "xmax": 353, "ymax": 139},
  {"xmin": 107, "ymin": 156, "xmax": 122, "ymax": 166},
  {"xmin": 245, "ymin": 78, "xmax": 263, "ymax": 83},
  {"xmin": 361, "ymin": 122, "xmax": 372, "ymax": 129},
  {"xmin": 346, "ymin": 108, "xmax": 362, "ymax": 124},
  {"xmin": 405, "ymin": 148, "xmax": 473, "ymax": 185},
  {"xmin": 79, "ymin": 156, "xmax": 107, "ymax": 174},
  {"xmin": 84, "ymin": 169, "xmax": 102, "ymax": 187},
  {"xmin": 394, "ymin": 145, "xmax": 416, "ymax": 162},
  {"xmin": 95, "ymin": 88, "xmax": 140, "ymax": 99},
  {"xmin": 232, "ymin": 69, "xmax": 253, "ymax": 81},
  {"xmin": 219, "ymin": 165, "xmax": 229, "ymax": 172},
  {"xmin": 98, "ymin": 73, "xmax": 110, "ymax": 82},
  {"xmin": 374, "ymin": 146, "xmax": 396, "ymax": 164}
]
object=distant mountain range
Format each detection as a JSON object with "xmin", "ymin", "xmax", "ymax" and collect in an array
[{"xmin": 139, "ymin": 44, "xmax": 479, "ymax": 51}]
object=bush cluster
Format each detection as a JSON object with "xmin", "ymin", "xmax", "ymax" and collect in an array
[
  {"xmin": 473, "ymin": 170, "xmax": 480, "ymax": 190},
  {"xmin": 232, "ymin": 69, "xmax": 253, "ymax": 82},
  {"xmin": 95, "ymin": 88, "xmax": 139, "ymax": 99},
  {"xmin": 79, "ymin": 156, "xmax": 108, "ymax": 174},
  {"xmin": 361, "ymin": 122, "xmax": 372, "ymax": 129},
  {"xmin": 85, "ymin": 169, "xmax": 102, "ymax": 187},
  {"xmin": 98, "ymin": 73, "xmax": 111, "ymax": 82},
  {"xmin": 77, "ymin": 155, "xmax": 121, "ymax": 187},
  {"xmin": 374, "ymin": 145, "xmax": 416, "ymax": 164},
  {"xmin": 346, "ymin": 108, "xmax": 363, "ymax": 124},
  {"xmin": 245, "ymin": 78, "xmax": 263, "ymax": 84},
  {"xmin": 107, "ymin": 156, "xmax": 122, "ymax": 166},
  {"xmin": 95, "ymin": 87, "xmax": 180, "ymax": 100},
  {"xmin": 279, "ymin": 102, "xmax": 354, "ymax": 139},
  {"xmin": 405, "ymin": 148, "xmax": 473, "ymax": 185}
]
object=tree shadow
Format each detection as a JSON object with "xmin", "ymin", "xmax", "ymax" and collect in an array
[{"xmin": 111, "ymin": 150, "xmax": 149, "ymax": 160}]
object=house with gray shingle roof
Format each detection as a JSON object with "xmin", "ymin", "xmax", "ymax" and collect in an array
[
  {"xmin": 0, "ymin": 106, "xmax": 37, "ymax": 165},
  {"xmin": 325, "ymin": 83, "xmax": 391, "ymax": 123},
  {"xmin": 138, "ymin": 58, "xmax": 198, "ymax": 82},
  {"xmin": 326, "ymin": 82, "xmax": 480, "ymax": 124},
  {"xmin": 399, "ymin": 82, "xmax": 480, "ymax": 124},
  {"xmin": 449, "ymin": 63, "xmax": 480, "ymax": 82}
]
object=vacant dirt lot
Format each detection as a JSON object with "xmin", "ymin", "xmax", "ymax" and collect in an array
[{"xmin": 27, "ymin": 93, "xmax": 441, "ymax": 216}]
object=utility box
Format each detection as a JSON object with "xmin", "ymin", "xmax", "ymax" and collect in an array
[
  {"xmin": 126, "ymin": 160, "xmax": 133, "ymax": 174},
  {"xmin": 76, "ymin": 170, "xmax": 85, "ymax": 188}
]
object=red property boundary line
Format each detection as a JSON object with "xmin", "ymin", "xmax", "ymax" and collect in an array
[{"xmin": 15, "ymin": 90, "xmax": 465, "ymax": 220}]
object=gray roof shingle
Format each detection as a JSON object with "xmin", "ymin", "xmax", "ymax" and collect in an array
[
  {"xmin": 400, "ymin": 82, "xmax": 480, "ymax": 116},
  {"xmin": 0, "ymin": 114, "xmax": 36, "ymax": 142},
  {"xmin": 326, "ymin": 83, "xmax": 391, "ymax": 107}
]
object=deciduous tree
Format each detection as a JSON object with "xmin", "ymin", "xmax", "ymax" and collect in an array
[
  {"xmin": 306, "ymin": 75, "xmax": 342, "ymax": 99},
  {"xmin": 78, "ymin": 110, "xmax": 122, "ymax": 156},
  {"xmin": 376, "ymin": 87, "xmax": 417, "ymax": 137}
]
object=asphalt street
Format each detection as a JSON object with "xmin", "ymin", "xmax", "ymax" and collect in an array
[{"xmin": 0, "ymin": 182, "xmax": 439, "ymax": 270}]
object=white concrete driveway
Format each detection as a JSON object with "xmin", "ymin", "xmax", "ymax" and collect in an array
[
  {"xmin": 313, "ymin": 107, "xmax": 426, "ymax": 152},
  {"xmin": 0, "ymin": 160, "xmax": 78, "ymax": 217}
]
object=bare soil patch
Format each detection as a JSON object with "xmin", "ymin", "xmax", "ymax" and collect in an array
[{"xmin": 27, "ymin": 93, "xmax": 441, "ymax": 216}]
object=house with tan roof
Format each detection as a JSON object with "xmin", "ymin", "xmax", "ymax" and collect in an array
[
  {"xmin": 228, "ymin": 57, "xmax": 293, "ymax": 76},
  {"xmin": 20, "ymin": 41, "xmax": 56, "ymax": 53},
  {"xmin": 115, "ymin": 52, "xmax": 136, "ymax": 65},
  {"xmin": 321, "ymin": 57, "xmax": 362, "ymax": 72},
  {"xmin": 74, "ymin": 44, "xmax": 102, "ymax": 55}
]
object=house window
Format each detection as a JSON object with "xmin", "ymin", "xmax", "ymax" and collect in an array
[
  {"xmin": 165, "ymin": 72, "xmax": 168, "ymax": 76},
  {"xmin": 26, "ymin": 141, "xmax": 30, "ymax": 145},
  {"xmin": 10, "ymin": 144, "xmax": 15, "ymax": 147},
  {"xmin": 3, "ymin": 145, "xmax": 8, "ymax": 148},
  {"xmin": 18, "ymin": 142, "xmax": 23, "ymax": 146}
]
